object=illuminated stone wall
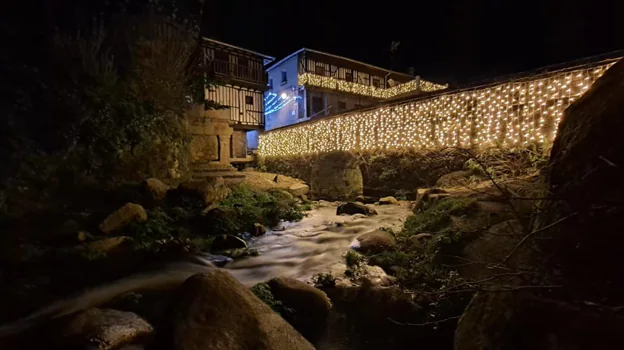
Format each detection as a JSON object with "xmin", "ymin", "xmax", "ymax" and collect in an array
[{"xmin": 260, "ymin": 62, "xmax": 616, "ymax": 157}]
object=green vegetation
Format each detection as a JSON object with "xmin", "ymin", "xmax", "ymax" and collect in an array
[
  {"xmin": 251, "ymin": 283, "xmax": 295, "ymax": 317},
  {"xmin": 206, "ymin": 184, "xmax": 305, "ymax": 235},
  {"xmin": 403, "ymin": 197, "xmax": 477, "ymax": 234},
  {"xmin": 350, "ymin": 197, "xmax": 495, "ymax": 325},
  {"xmin": 312, "ymin": 272, "xmax": 337, "ymax": 289}
]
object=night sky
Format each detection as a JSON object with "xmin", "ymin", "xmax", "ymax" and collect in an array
[{"xmin": 205, "ymin": 0, "xmax": 624, "ymax": 85}]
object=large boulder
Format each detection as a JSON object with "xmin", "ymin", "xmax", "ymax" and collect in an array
[
  {"xmin": 288, "ymin": 183, "xmax": 310, "ymax": 197},
  {"xmin": 211, "ymin": 235, "xmax": 248, "ymax": 251},
  {"xmin": 99, "ymin": 203, "xmax": 147, "ymax": 234},
  {"xmin": 455, "ymin": 291, "xmax": 624, "ymax": 350},
  {"xmin": 533, "ymin": 59, "xmax": 624, "ymax": 301},
  {"xmin": 159, "ymin": 271, "xmax": 314, "ymax": 350},
  {"xmin": 336, "ymin": 202, "xmax": 377, "ymax": 216},
  {"xmin": 171, "ymin": 177, "xmax": 231, "ymax": 206},
  {"xmin": 60, "ymin": 308, "xmax": 153, "ymax": 350},
  {"xmin": 310, "ymin": 151, "xmax": 363, "ymax": 200},
  {"xmin": 141, "ymin": 178, "xmax": 170, "ymax": 202},
  {"xmin": 268, "ymin": 277, "xmax": 332, "ymax": 342},
  {"xmin": 354, "ymin": 230, "xmax": 397, "ymax": 254}
]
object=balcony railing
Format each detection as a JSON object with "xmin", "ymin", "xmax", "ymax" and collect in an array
[{"xmin": 209, "ymin": 59, "xmax": 265, "ymax": 84}]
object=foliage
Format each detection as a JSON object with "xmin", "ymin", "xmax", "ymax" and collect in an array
[
  {"xmin": 466, "ymin": 145, "xmax": 549, "ymax": 181},
  {"xmin": 403, "ymin": 197, "xmax": 477, "ymax": 234},
  {"xmin": 345, "ymin": 250, "xmax": 364, "ymax": 268},
  {"xmin": 312, "ymin": 272, "xmax": 337, "ymax": 288},
  {"xmin": 208, "ymin": 184, "xmax": 305, "ymax": 235},
  {"xmin": 251, "ymin": 283, "xmax": 295, "ymax": 317}
]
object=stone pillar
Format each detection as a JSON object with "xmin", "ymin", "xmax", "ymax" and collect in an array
[
  {"xmin": 310, "ymin": 151, "xmax": 363, "ymax": 200},
  {"xmin": 218, "ymin": 136, "xmax": 230, "ymax": 165}
]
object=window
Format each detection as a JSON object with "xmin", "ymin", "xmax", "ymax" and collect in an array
[
  {"xmin": 372, "ymin": 78, "xmax": 381, "ymax": 88},
  {"xmin": 312, "ymin": 96, "xmax": 324, "ymax": 115},
  {"xmin": 354, "ymin": 104, "xmax": 362, "ymax": 109},
  {"xmin": 268, "ymin": 78, "xmax": 273, "ymax": 89},
  {"xmin": 345, "ymin": 71, "xmax": 353, "ymax": 82},
  {"xmin": 281, "ymin": 71, "xmax": 287, "ymax": 85},
  {"xmin": 338, "ymin": 101, "xmax": 347, "ymax": 111},
  {"xmin": 245, "ymin": 96, "xmax": 254, "ymax": 105},
  {"xmin": 315, "ymin": 65, "xmax": 326, "ymax": 76}
]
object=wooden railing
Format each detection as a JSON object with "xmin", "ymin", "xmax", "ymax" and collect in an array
[{"xmin": 209, "ymin": 59, "xmax": 265, "ymax": 84}]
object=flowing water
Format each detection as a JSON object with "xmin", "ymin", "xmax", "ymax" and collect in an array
[
  {"xmin": 0, "ymin": 201, "xmax": 412, "ymax": 340},
  {"xmin": 226, "ymin": 201, "xmax": 412, "ymax": 285}
]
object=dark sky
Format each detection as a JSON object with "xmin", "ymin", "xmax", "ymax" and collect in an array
[{"xmin": 204, "ymin": 0, "xmax": 623, "ymax": 85}]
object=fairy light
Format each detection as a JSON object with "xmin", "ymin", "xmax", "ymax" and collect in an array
[
  {"xmin": 260, "ymin": 63, "xmax": 616, "ymax": 157},
  {"xmin": 298, "ymin": 73, "xmax": 447, "ymax": 99}
]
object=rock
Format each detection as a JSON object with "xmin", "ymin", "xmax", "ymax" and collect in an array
[
  {"xmin": 409, "ymin": 233, "xmax": 433, "ymax": 249},
  {"xmin": 77, "ymin": 236, "xmax": 131, "ymax": 254},
  {"xmin": 268, "ymin": 277, "xmax": 332, "ymax": 341},
  {"xmin": 194, "ymin": 252, "xmax": 233, "ymax": 267},
  {"xmin": 160, "ymin": 271, "xmax": 314, "ymax": 350},
  {"xmin": 273, "ymin": 175, "xmax": 279, "ymax": 182},
  {"xmin": 533, "ymin": 58, "xmax": 624, "ymax": 302},
  {"xmin": 310, "ymin": 151, "xmax": 363, "ymax": 200},
  {"xmin": 288, "ymin": 183, "xmax": 310, "ymax": 196},
  {"xmin": 211, "ymin": 235, "xmax": 247, "ymax": 251},
  {"xmin": 357, "ymin": 264, "xmax": 395, "ymax": 287},
  {"xmin": 336, "ymin": 202, "xmax": 377, "ymax": 216},
  {"xmin": 455, "ymin": 291, "xmax": 624, "ymax": 350},
  {"xmin": 355, "ymin": 230, "xmax": 397, "ymax": 254},
  {"xmin": 141, "ymin": 178, "xmax": 170, "ymax": 202},
  {"xmin": 354, "ymin": 195, "xmax": 377, "ymax": 204},
  {"xmin": 77, "ymin": 231, "xmax": 93, "ymax": 242},
  {"xmin": 413, "ymin": 188, "xmax": 449, "ymax": 213},
  {"xmin": 99, "ymin": 203, "xmax": 147, "ymax": 234},
  {"xmin": 379, "ymin": 196, "xmax": 398, "ymax": 205},
  {"xmin": 200, "ymin": 203, "xmax": 219, "ymax": 216},
  {"xmin": 173, "ymin": 177, "xmax": 231, "ymax": 205},
  {"xmin": 253, "ymin": 223, "xmax": 267, "ymax": 236},
  {"xmin": 435, "ymin": 169, "xmax": 475, "ymax": 187},
  {"xmin": 61, "ymin": 308, "xmax": 153, "ymax": 350}
]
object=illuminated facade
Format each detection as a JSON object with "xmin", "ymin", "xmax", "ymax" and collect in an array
[
  {"xmin": 264, "ymin": 48, "xmax": 447, "ymax": 132},
  {"xmin": 259, "ymin": 60, "xmax": 618, "ymax": 157}
]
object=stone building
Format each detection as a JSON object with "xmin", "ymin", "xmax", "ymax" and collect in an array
[{"xmin": 186, "ymin": 38, "xmax": 274, "ymax": 181}]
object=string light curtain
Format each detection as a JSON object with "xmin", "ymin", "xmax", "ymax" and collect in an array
[{"xmin": 260, "ymin": 62, "xmax": 615, "ymax": 157}]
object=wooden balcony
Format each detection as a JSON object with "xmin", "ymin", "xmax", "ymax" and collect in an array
[{"xmin": 208, "ymin": 59, "xmax": 267, "ymax": 87}]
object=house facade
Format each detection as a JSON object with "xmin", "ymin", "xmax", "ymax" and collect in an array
[
  {"xmin": 263, "ymin": 48, "xmax": 448, "ymax": 131},
  {"xmin": 185, "ymin": 37, "xmax": 274, "ymax": 174}
]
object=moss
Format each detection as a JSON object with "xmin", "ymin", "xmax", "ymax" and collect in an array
[
  {"xmin": 402, "ymin": 197, "xmax": 477, "ymax": 235},
  {"xmin": 312, "ymin": 272, "xmax": 336, "ymax": 288},
  {"xmin": 345, "ymin": 250, "xmax": 364, "ymax": 268},
  {"xmin": 250, "ymin": 283, "xmax": 294, "ymax": 317},
  {"xmin": 211, "ymin": 184, "xmax": 304, "ymax": 235}
]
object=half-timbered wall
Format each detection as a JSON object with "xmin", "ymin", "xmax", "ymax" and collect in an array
[{"xmin": 206, "ymin": 85, "xmax": 265, "ymax": 127}]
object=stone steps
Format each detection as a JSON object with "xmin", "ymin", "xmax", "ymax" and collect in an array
[{"xmin": 190, "ymin": 162, "xmax": 246, "ymax": 185}]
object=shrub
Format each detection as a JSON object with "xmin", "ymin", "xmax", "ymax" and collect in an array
[{"xmin": 209, "ymin": 184, "xmax": 305, "ymax": 235}]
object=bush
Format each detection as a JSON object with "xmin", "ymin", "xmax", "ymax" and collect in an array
[{"xmin": 207, "ymin": 184, "xmax": 304, "ymax": 236}]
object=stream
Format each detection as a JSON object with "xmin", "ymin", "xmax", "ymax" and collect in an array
[
  {"xmin": 227, "ymin": 201, "xmax": 412, "ymax": 286},
  {"xmin": 0, "ymin": 201, "xmax": 413, "ymax": 339}
]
